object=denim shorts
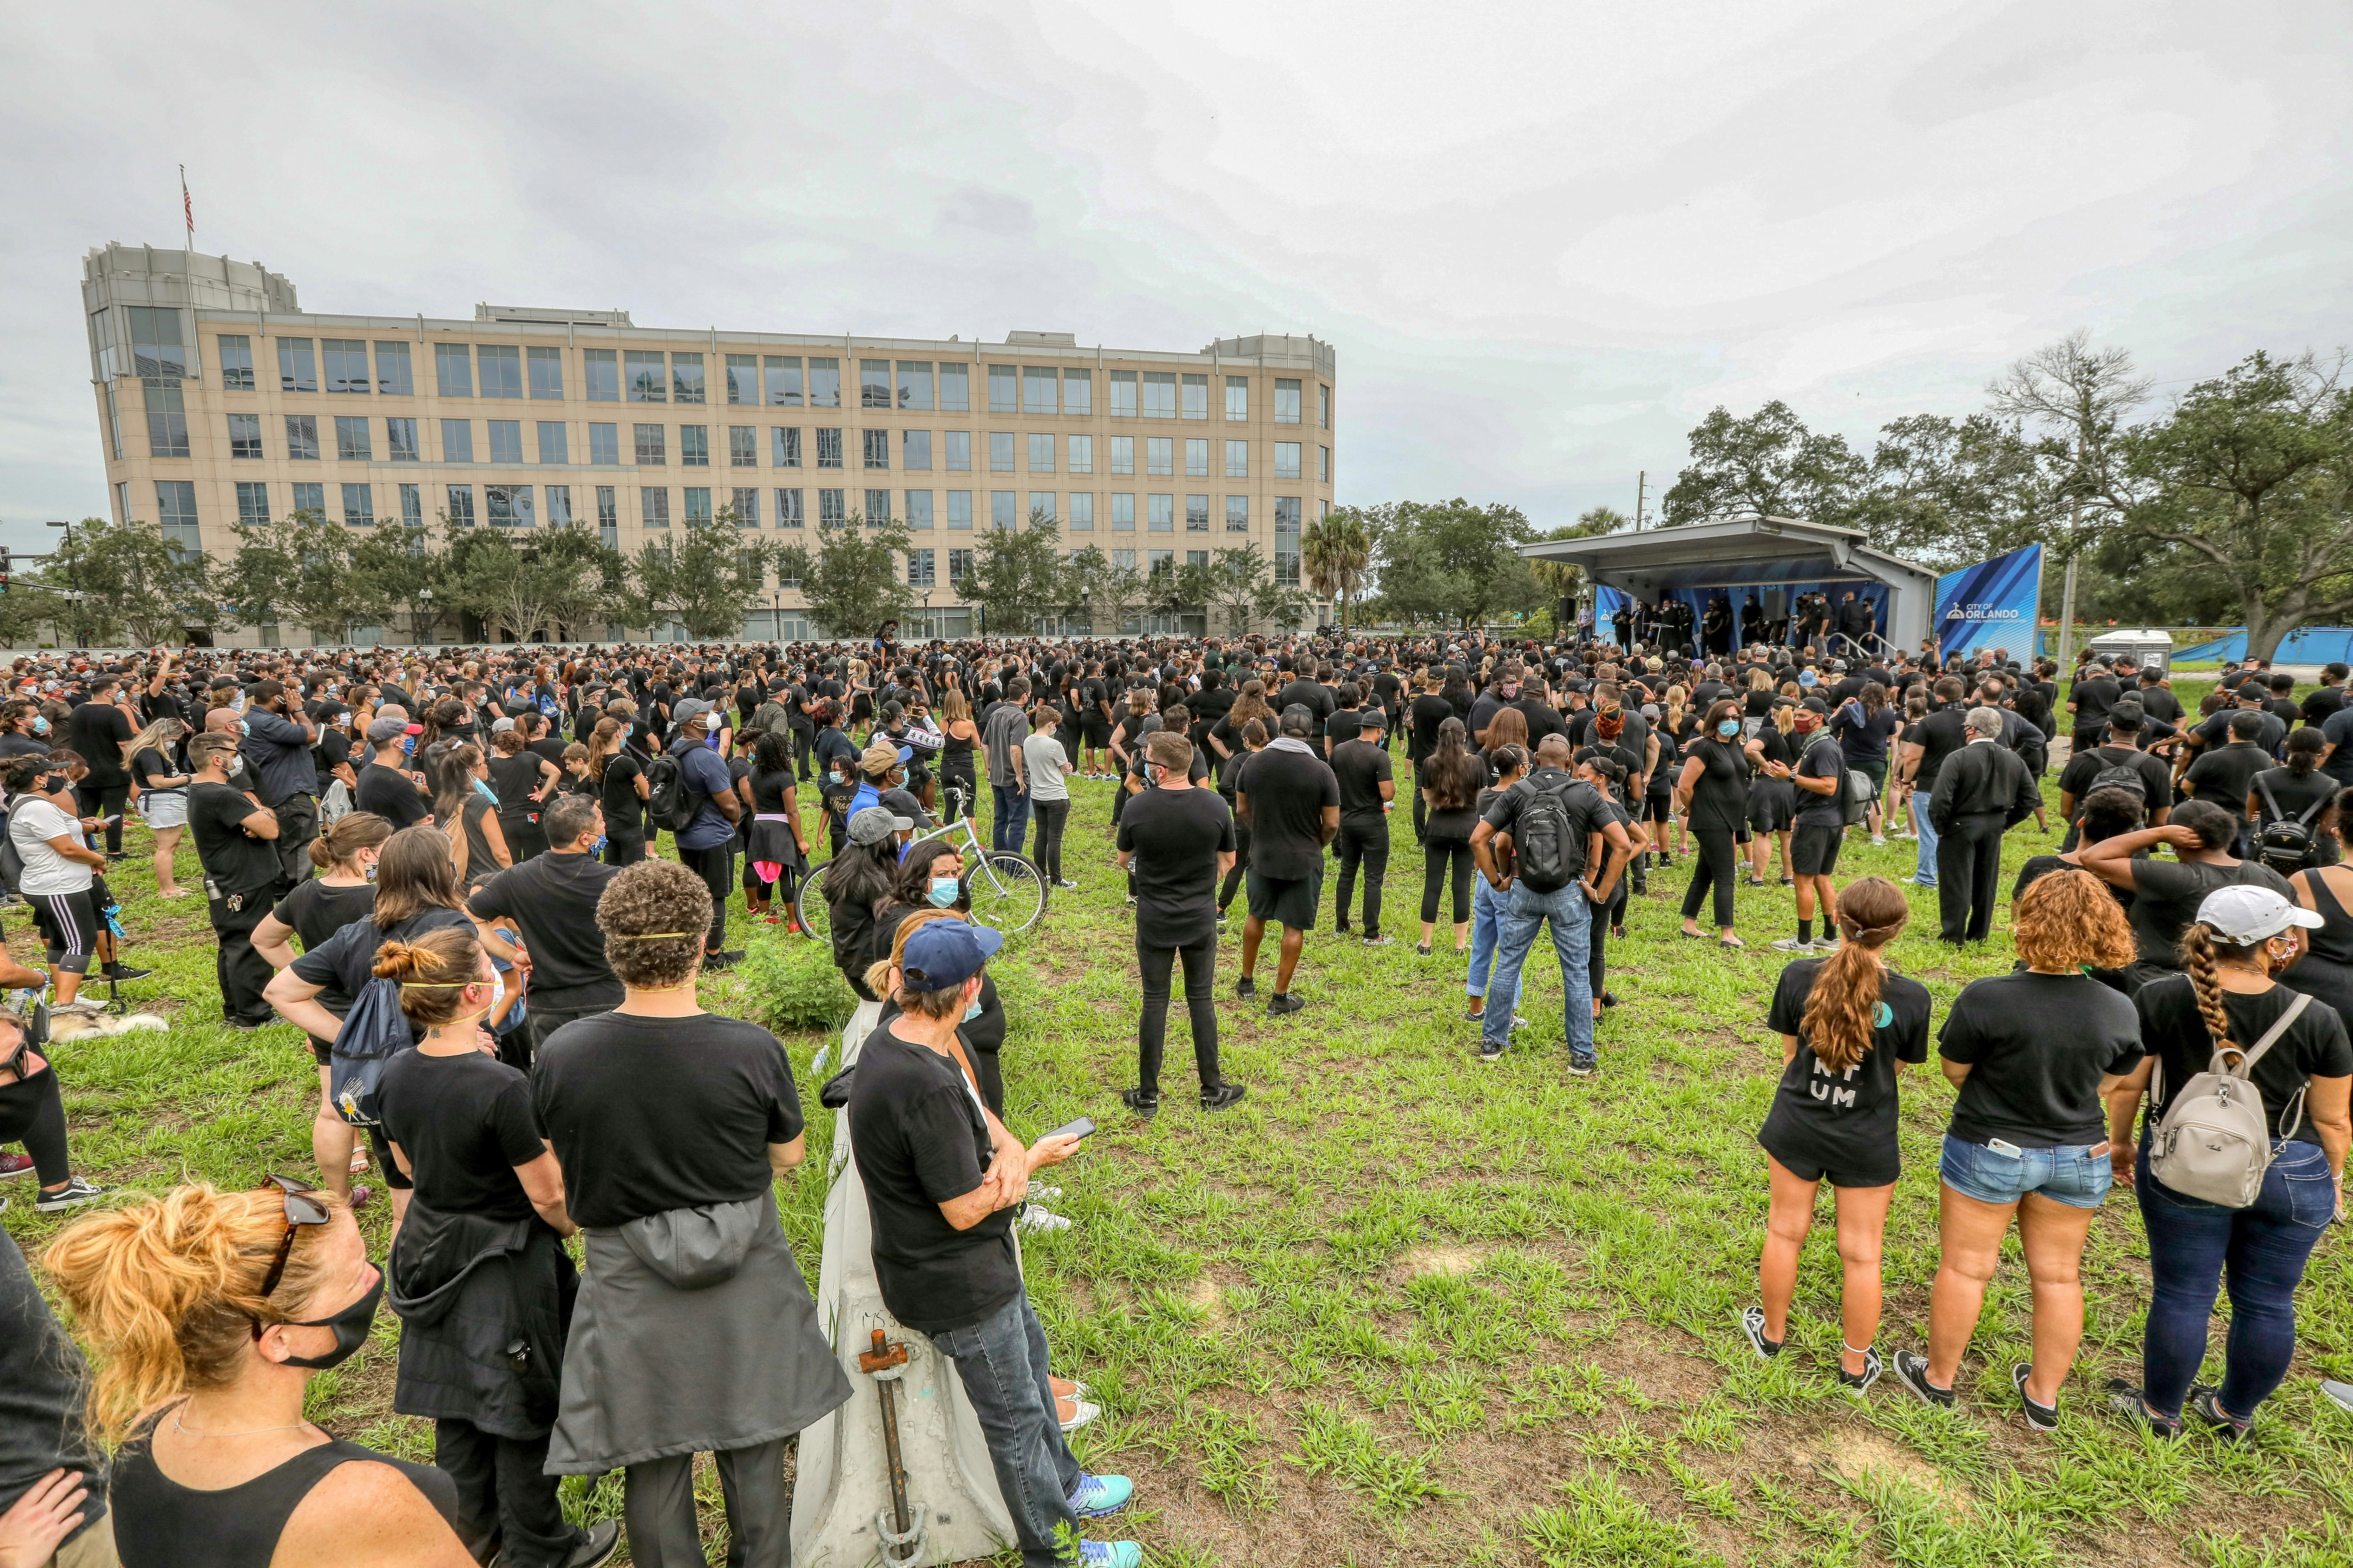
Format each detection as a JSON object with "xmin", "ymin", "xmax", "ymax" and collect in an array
[{"xmin": 1939, "ymin": 1133, "xmax": 2113, "ymax": 1210}]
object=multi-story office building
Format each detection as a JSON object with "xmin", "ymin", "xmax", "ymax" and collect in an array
[{"xmin": 81, "ymin": 242, "xmax": 1337, "ymax": 642}]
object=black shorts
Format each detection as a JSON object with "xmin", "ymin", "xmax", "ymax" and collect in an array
[
  {"xmin": 1791, "ymin": 822, "xmax": 1844, "ymax": 876},
  {"xmin": 367, "ymin": 1123, "xmax": 413, "ymax": 1191},
  {"xmin": 1746, "ymin": 778, "xmax": 1796, "ymax": 833},
  {"xmin": 1081, "ymin": 719, "xmax": 1113, "ymax": 747},
  {"xmin": 310, "ymin": 1036, "xmax": 334, "ymax": 1066},
  {"xmin": 1245, "ymin": 866, "xmax": 1322, "ymax": 929},
  {"xmin": 1760, "ymin": 1134, "xmax": 1896, "ymax": 1190}
]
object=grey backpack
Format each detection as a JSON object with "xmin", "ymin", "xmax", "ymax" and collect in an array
[
  {"xmin": 2145, "ymin": 991, "xmax": 2310, "ymax": 1208},
  {"xmin": 1839, "ymin": 767, "xmax": 1878, "ymax": 827}
]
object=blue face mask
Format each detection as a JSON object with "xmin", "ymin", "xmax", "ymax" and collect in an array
[
  {"xmin": 928, "ymin": 876, "xmax": 960, "ymax": 907},
  {"xmin": 963, "ymin": 996, "xmax": 984, "ymax": 1022},
  {"xmin": 590, "ymin": 834, "xmax": 608, "ymax": 856},
  {"xmin": 1716, "ymin": 720, "xmax": 1740, "ymax": 738},
  {"xmin": 29, "ymin": 717, "xmax": 47, "ymax": 736},
  {"xmin": 472, "ymin": 777, "xmax": 497, "ymax": 800}
]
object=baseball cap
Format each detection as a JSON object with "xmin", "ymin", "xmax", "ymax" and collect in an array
[
  {"xmin": 846, "ymin": 805, "xmax": 914, "ymax": 845},
  {"xmin": 2196, "ymin": 885, "xmax": 2323, "ymax": 946},
  {"xmin": 859, "ymin": 740, "xmax": 910, "ymax": 776},
  {"xmin": 672, "ymin": 697, "xmax": 714, "ymax": 726},
  {"xmin": 491, "ymin": 716, "xmax": 516, "ymax": 733},
  {"xmin": 899, "ymin": 918, "xmax": 1004, "ymax": 991},
  {"xmin": 365, "ymin": 715, "xmax": 412, "ymax": 743}
]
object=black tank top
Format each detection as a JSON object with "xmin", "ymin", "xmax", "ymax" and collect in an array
[
  {"xmin": 112, "ymin": 1414, "xmax": 461, "ymax": 1568},
  {"xmin": 2302, "ymin": 869, "xmax": 2353, "ymax": 967},
  {"xmin": 942, "ymin": 726, "xmax": 975, "ymax": 766}
]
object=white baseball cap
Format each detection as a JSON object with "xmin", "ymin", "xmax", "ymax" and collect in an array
[{"xmin": 2196, "ymin": 884, "xmax": 2324, "ymax": 945}]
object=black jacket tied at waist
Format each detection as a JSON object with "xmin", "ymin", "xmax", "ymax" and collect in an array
[{"xmin": 387, "ymin": 1203, "xmax": 578, "ymax": 1440}]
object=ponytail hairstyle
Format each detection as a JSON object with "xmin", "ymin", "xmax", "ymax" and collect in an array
[
  {"xmin": 2013, "ymin": 867, "xmax": 2136, "ymax": 972},
  {"xmin": 2177, "ymin": 921, "xmax": 2266, "ymax": 1056},
  {"xmin": 307, "ymin": 809, "xmax": 392, "ymax": 872},
  {"xmin": 1240, "ymin": 718, "xmax": 1269, "ymax": 750},
  {"xmin": 863, "ymin": 905, "xmax": 963, "ymax": 1001},
  {"xmin": 2285, "ymin": 726, "xmax": 2325, "ymax": 777},
  {"xmin": 433, "ymin": 742, "xmax": 484, "ymax": 831},
  {"xmin": 43, "ymin": 1184, "xmax": 348, "ymax": 1441},
  {"xmin": 372, "ymin": 927, "xmax": 487, "ymax": 1031},
  {"xmin": 1488, "ymin": 743, "xmax": 1529, "ymax": 785},
  {"xmin": 585, "ymin": 716, "xmax": 622, "ymax": 782},
  {"xmin": 1798, "ymin": 876, "xmax": 1909, "ymax": 1073}
]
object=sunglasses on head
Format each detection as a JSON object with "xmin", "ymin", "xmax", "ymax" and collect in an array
[{"xmin": 253, "ymin": 1175, "xmax": 332, "ymax": 1326}]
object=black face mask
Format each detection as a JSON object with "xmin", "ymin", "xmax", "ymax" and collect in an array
[{"xmin": 276, "ymin": 1268, "xmax": 384, "ymax": 1370}]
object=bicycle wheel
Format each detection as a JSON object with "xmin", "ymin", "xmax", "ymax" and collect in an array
[
  {"xmin": 792, "ymin": 860, "xmax": 834, "ymax": 942},
  {"xmin": 967, "ymin": 852, "xmax": 1048, "ymax": 935}
]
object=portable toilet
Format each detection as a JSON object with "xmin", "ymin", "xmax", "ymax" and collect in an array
[{"xmin": 2086, "ymin": 628, "xmax": 2175, "ymax": 678}]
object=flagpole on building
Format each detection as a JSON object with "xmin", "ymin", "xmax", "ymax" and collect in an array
[{"xmin": 180, "ymin": 164, "xmax": 195, "ymax": 310}]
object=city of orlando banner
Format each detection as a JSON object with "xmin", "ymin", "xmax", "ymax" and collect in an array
[{"xmin": 1934, "ymin": 542, "xmax": 2042, "ymax": 660}]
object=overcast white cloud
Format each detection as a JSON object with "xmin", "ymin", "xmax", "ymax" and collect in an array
[{"xmin": 2, "ymin": 0, "xmax": 2347, "ymax": 553}]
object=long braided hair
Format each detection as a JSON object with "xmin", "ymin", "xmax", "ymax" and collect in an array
[
  {"xmin": 1797, "ymin": 876, "xmax": 1909, "ymax": 1072},
  {"xmin": 2178, "ymin": 922, "xmax": 2261, "ymax": 1055}
]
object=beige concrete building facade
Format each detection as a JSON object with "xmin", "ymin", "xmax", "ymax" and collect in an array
[{"xmin": 82, "ymin": 242, "xmax": 1337, "ymax": 641}]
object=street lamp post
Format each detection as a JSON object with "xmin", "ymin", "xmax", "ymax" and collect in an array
[
  {"xmin": 417, "ymin": 586, "xmax": 433, "ymax": 648},
  {"xmin": 45, "ymin": 520, "xmax": 82, "ymax": 648}
]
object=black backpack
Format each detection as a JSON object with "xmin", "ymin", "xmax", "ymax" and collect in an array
[
  {"xmin": 643, "ymin": 750, "xmax": 703, "ymax": 836},
  {"xmin": 2086, "ymin": 747, "xmax": 2149, "ymax": 803},
  {"xmin": 1513, "ymin": 773, "xmax": 1580, "ymax": 894},
  {"xmin": 2255, "ymin": 775, "xmax": 2327, "ymax": 874},
  {"xmin": 328, "ymin": 976, "xmax": 415, "ymax": 1127}
]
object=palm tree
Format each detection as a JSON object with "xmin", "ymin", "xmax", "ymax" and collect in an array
[{"xmin": 1300, "ymin": 510, "xmax": 1372, "ymax": 633}]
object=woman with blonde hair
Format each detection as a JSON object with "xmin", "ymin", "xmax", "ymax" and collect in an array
[
  {"xmin": 44, "ymin": 1182, "xmax": 474, "ymax": 1566},
  {"xmin": 1892, "ymin": 869, "xmax": 2142, "ymax": 1430},
  {"xmin": 937, "ymin": 684, "xmax": 981, "ymax": 824},
  {"xmin": 126, "ymin": 715, "xmax": 192, "ymax": 897},
  {"xmin": 585, "ymin": 712, "xmax": 650, "ymax": 865},
  {"xmin": 1740, "ymin": 877, "xmax": 1927, "ymax": 1394}
]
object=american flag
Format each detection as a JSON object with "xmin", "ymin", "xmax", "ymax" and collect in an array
[{"xmin": 180, "ymin": 165, "xmax": 192, "ymax": 238}]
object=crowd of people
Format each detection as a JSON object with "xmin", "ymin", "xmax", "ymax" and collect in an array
[{"xmin": 0, "ymin": 625, "xmax": 2345, "ymax": 1567}]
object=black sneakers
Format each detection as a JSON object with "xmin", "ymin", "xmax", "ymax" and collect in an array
[
  {"xmin": 2103, "ymin": 1378, "xmax": 2183, "ymax": 1439},
  {"xmin": 2013, "ymin": 1364, "xmax": 2058, "ymax": 1432},
  {"xmin": 101, "ymin": 962, "xmax": 152, "ymax": 982},
  {"xmin": 2185, "ymin": 1385, "xmax": 2250, "ymax": 1444},
  {"xmin": 1737, "ymin": 1305, "xmax": 1781, "ymax": 1360},
  {"xmin": 1200, "ymin": 1083, "xmax": 1247, "ymax": 1112},
  {"xmin": 1266, "ymin": 993, "xmax": 1305, "ymax": 1016},
  {"xmin": 1892, "ymin": 1351, "xmax": 1955, "ymax": 1409},
  {"xmin": 1839, "ymin": 1347, "xmax": 1883, "ymax": 1398},
  {"xmin": 1120, "ymin": 1088, "xmax": 1160, "ymax": 1121},
  {"xmin": 1234, "ymin": 975, "xmax": 1256, "ymax": 999}
]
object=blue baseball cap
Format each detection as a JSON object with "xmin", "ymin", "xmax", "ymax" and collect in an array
[{"xmin": 900, "ymin": 919, "xmax": 1004, "ymax": 990}]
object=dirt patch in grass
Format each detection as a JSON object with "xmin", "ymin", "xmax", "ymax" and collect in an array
[
  {"xmin": 1813, "ymin": 1426, "xmax": 1972, "ymax": 1503},
  {"xmin": 1397, "ymin": 1243, "xmax": 1495, "ymax": 1279}
]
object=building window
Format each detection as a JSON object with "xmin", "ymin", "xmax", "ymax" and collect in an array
[
  {"xmin": 727, "ymin": 426, "xmax": 756, "ymax": 467},
  {"xmin": 863, "ymin": 429, "xmax": 890, "ymax": 470},
  {"xmin": 335, "ymin": 416, "xmax": 372, "ymax": 461},
  {"xmin": 1109, "ymin": 370, "xmax": 1137, "ymax": 418},
  {"xmin": 640, "ymin": 487, "xmax": 669, "ymax": 528},
  {"xmin": 404, "ymin": 483, "xmax": 427, "ymax": 529},
  {"xmin": 864, "ymin": 488, "xmax": 892, "ymax": 523},
  {"xmin": 634, "ymin": 424, "xmax": 666, "ymax": 465},
  {"xmin": 1275, "ymin": 495, "xmax": 1302, "ymax": 583},
  {"xmin": 339, "ymin": 484, "xmax": 373, "ymax": 526},
  {"xmin": 1029, "ymin": 492, "xmax": 1056, "ymax": 523},
  {"xmin": 1023, "ymin": 366, "xmax": 1056, "ymax": 415},
  {"xmin": 991, "ymin": 491, "xmax": 1017, "ymax": 529},
  {"xmin": 434, "ymin": 342, "xmax": 471, "ymax": 397},
  {"xmin": 909, "ymin": 548, "xmax": 935, "ymax": 587},
  {"xmin": 1225, "ymin": 439, "xmax": 1249, "ymax": 478},
  {"xmin": 765, "ymin": 355, "xmax": 802, "ymax": 406},
  {"xmin": 145, "ymin": 384, "xmax": 190, "ymax": 457},
  {"xmin": 323, "ymin": 339, "xmax": 370, "ymax": 394},
  {"xmin": 589, "ymin": 423, "xmax": 619, "ymax": 465},
  {"xmin": 906, "ymin": 490, "xmax": 934, "ymax": 528},
  {"xmin": 681, "ymin": 426, "xmax": 710, "ymax": 467},
  {"xmin": 1320, "ymin": 445, "xmax": 1331, "ymax": 482},
  {"xmin": 447, "ymin": 484, "xmax": 477, "ymax": 526},
  {"xmin": 1149, "ymin": 549, "xmax": 1174, "ymax": 580},
  {"xmin": 584, "ymin": 349, "xmax": 619, "ymax": 401},
  {"xmin": 988, "ymin": 364, "xmax": 1017, "ymax": 413},
  {"xmin": 990, "ymin": 433, "xmax": 1015, "ymax": 473},
  {"xmin": 945, "ymin": 432, "xmax": 971, "ymax": 472},
  {"xmin": 816, "ymin": 428, "xmax": 843, "ymax": 469},
  {"xmin": 894, "ymin": 361, "xmax": 932, "ymax": 410},
  {"xmin": 1068, "ymin": 434, "xmax": 1093, "ymax": 474},
  {"xmin": 1111, "ymin": 548, "xmax": 1137, "ymax": 571},
  {"xmin": 388, "ymin": 418, "xmax": 420, "ymax": 462},
  {"xmin": 1225, "ymin": 376, "xmax": 1249, "ymax": 421},
  {"xmin": 683, "ymin": 487, "xmax": 712, "ymax": 526},
  {"xmin": 1111, "ymin": 493, "xmax": 1135, "ymax": 531},
  {"xmin": 229, "ymin": 413, "xmax": 263, "ymax": 459},
  {"xmin": 1048, "ymin": 366, "xmax": 1087, "ymax": 416},
  {"xmin": 1186, "ymin": 494, "xmax": 1209, "ymax": 532},
  {"xmin": 903, "ymin": 430, "xmax": 932, "ymax": 471},
  {"xmin": 625, "ymin": 350, "xmax": 666, "ymax": 402},
  {"xmin": 946, "ymin": 491, "xmax": 973, "ymax": 530},
  {"xmin": 808, "ymin": 358, "xmax": 841, "ymax": 408},
  {"xmin": 280, "ymin": 337, "xmax": 319, "ymax": 393},
  {"xmin": 1110, "ymin": 436, "xmax": 1134, "ymax": 475},
  {"xmin": 538, "ymin": 422, "xmax": 569, "ymax": 464},
  {"xmin": 939, "ymin": 362, "xmax": 970, "ymax": 412},
  {"xmin": 1226, "ymin": 495, "xmax": 1249, "ymax": 533},
  {"xmin": 105, "ymin": 386, "xmax": 121, "ymax": 459},
  {"xmin": 441, "ymin": 419, "xmax": 473, "ymax": 463},
  {"xmin": 773, "ymin": 427, "xmax": 801, "ymax": 468},
  {"xmin": 474, "ymin": 344, "xmax": 519, "ymax": 399},
  {"xmin": 596, "ymin": 486, "xmax": 618, "ymax": 545},
  {"xmin": 1028, "ymin": 433, "xmax": 1054, "ymax": 473},
  {"xmin": 775, "ymin": 487, "xmax": 805, "ymax": 528},
  {"xmin": 1148, "ymin": 494, "xmax": 1175, "ymax": 532},
  {"xmin": 859, "ymin": 360, "xmax": 891, "ymax": 410},
  {"xmin": 235, "ymin": 482, "xmax": 271, "ymax": 526},
  {"xmin": 1182, "ymin": 373, "xmax": 1209, "ymax": 420},
  {"xmin": 949, "ymin": 548, "xmax": 975, "ymax": 583},
  {"xmin": 1185, "ymin": 438, "xmax": 1209, "ymax": 478},
  {"xmin": 1069, "ymin": 493, "xmax": 1095, "ymax": 531},
  {"xmin": 818, "ymin": 488, "xmax": 845, "ymax": 526},
  {"xmin": 1147, "ymin": 438, "xmax": 1174, "ymax": 477},
  {"xmin": 1275, "ymin": 378, "xmax": 1302, "ymax": 424},
  {"xmin": 489, "ymin": 420, "xmax": 523, "ymax": 465},
  {"xmin": 1275, "ymin": 442, "xmax": 1302, "ymax": 480},
  {"xmin": 546, "ymin": 486, "xmax": 572, "ymax": 526},
  {"xmin": 724, "ymin": 354, "xmax": 758, "ymax": 404},
  {"xmin": 218, "ymin": 334, "xmax": 255, "ymax": 390},
  {"xmin": 284, "ymin": 415, "xmax": 319, "ymax": 461},
  {"xmin": 1142, "ymin": 372, "xmax": 1176, "ymax": 419},
  {"xmin": 123, "ymin": 306, "xmax": 183, "ymax": 378},
  {"xmin": 292, "ymin": 482, "xmax": 326, "ymax": 520},
  {"xmin": 374, "ymin": 341, "xmax": 414, "ymax": 396},
  {"xmin": 1319, "ymin": 384, "xmax": 1331, "ymax": 429},
  {"xmin": 671, "ymin": 353, "xmax": 706, "ymax": 404},
  {"xmin": 157, "ymin": 481, "xmax": 201, "ymax": 553}
]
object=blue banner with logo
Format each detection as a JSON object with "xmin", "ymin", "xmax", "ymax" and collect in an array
[
  {"xmin": 1593, "ymin": 584, "xmax": 1631, "ymax": 641},
  {"xmin": 1935, "ymin": 543, "xmax": 2041, "ymax": 659}
]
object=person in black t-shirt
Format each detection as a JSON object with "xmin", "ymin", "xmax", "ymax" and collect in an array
[
  {"xmin": 2102, "ymin": 885, "xmax": 2352, "ymax": 1439},
  {"xmin": 1115, "ymin": 732, "xmax": 1244, "ymax": 1117},
  {"xmin": 1769, "ymin": 704, "xmax": 1849, "ymax": 953},
  {"xmin": 1894, "ymin": 678, "xmax": 1969, "ymax": 889},
  {"xmin": 185, "ymin": 731, "xmax": 284, "ymax": 1027},
  {"xmin": 2182, "ymin": 711, "xmax": 2274, "ymax": 850},
  {"xmin": 2246, "ymin": 730, "xmax": 2338, "ymax": 873},
  {"xmin": 1329, "ymin": 713, "xmax": 1396, "ymax": 943},
  {"xmin": 1740, "ymin": 877, "xmax": 1928, "ymax": 1392},
  {"xmin": 1234, "ymin": 707, "xmax": 1341, "ymax": 1013},
  {"xmin": 467, "ymin": 793, "xmax": 623, "ymax": 1066},
  {"xmin": 2056, "ymin": 701, "xmax": 2172, "ymax": 846},
  {"xmin": 355, "ymin": 714, "xmax": 433, "ymax": 830}
]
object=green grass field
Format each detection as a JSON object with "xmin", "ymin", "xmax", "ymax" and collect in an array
[{"xmin": 7, "ymin": 717, "xmax": 2351, "ymax": 1567}]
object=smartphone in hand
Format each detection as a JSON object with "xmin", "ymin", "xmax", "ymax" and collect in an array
[{"xmin": 1041, "ymin": 1116, "xmax": 1096, "ymax": 1144}]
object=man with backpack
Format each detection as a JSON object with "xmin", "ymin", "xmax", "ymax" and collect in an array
[
  {"xmin": 1468, "ymin": 733, "xmax": 1631, "ymax": 1073},
  {"xmin": 648, "ymin": 698, "xmax": 744, "ymax": 970},
  {"xmin": 2056, "ymin": 700, "xmax": 2171, "ymax": 849}
]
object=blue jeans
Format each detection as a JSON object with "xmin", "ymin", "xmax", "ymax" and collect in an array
[
  {"xmin": 992, "ymin": 783, "xmax": 1032, "ymax": 854},
  {"xmin": 1479, "ymin": 882, "xmax": 1592, "ymax": 1057},
  {"xmin": 1938, "ymin": 1133, "xmax": 2112, "ymax": 1209},
  {"xmin": 930, "ymin": 1292, "xmax": 1084, "ymax": 1567},
  {"xmin": 2138, "ymin": 1134, "xmax": 2336, "ymax": 1422},
  {"xmin": 1466, "ymin": 875, "xmax": 1518, "ymax": 1012},
  {"xmin": 1911, "ymin": 789, "xmax": 1938, "ymax": 885}
]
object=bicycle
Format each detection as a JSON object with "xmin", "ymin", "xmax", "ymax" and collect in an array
[{"xmin": 792, "ymin": 783, "xmax": 1049, "ymax": 941}]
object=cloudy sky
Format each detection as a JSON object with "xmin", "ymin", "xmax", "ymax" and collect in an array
[{"xmin": 2, "ymin": 0, "xmax": 2346, "ymax": 555}]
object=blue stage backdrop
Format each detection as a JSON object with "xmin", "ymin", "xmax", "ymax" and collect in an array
[
  {"xmin": 1935, "ymin": 543, "xmax": 2042, "ymax": 660},
  {"xmin": 1593, "ymin": 585, "xmax": 1631, "ymax": 639}
]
